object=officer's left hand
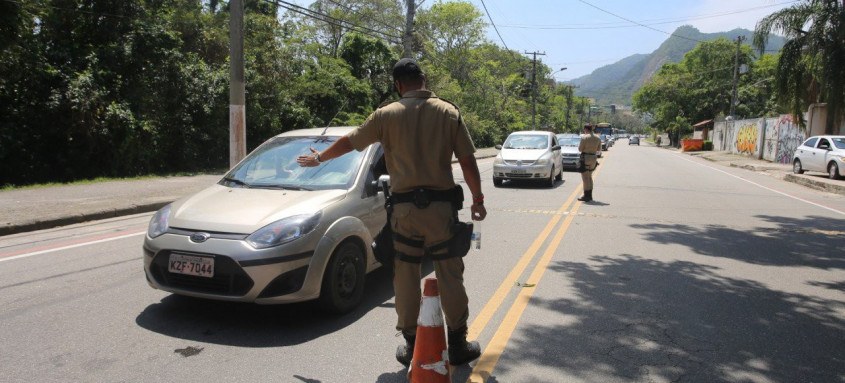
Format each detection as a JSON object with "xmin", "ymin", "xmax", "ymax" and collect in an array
[
  {"xmin": 471, "ymin": 203, "xmax": 486, "ymax": 221},
  {"xmin": 296, "ymin": 147, "xmax": 320, "ymax": 167}
]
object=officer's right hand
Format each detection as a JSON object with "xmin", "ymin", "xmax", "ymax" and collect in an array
[{"xmin": 471, "ymin": 203, "xmax": 486, "ymax": 221}]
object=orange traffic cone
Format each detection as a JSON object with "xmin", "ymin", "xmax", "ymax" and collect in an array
[{"xmin": 408, "ymin": 278, "xmax": 451, "ymax": 383}]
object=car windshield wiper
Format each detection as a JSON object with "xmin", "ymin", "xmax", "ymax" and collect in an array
[
  {"xmin": 262, "ymin": 184, "xmax": 313, "ymax": 191},
  {"xmin": 223, "ymin": 176, "xmax": 251, "ymax": 188}
]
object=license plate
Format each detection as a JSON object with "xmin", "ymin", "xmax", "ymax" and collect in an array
[
  {"xmin": 511, "ymin": 169, "xmax": 526, "ymax": 174},
  {"xmin": 168, "ymin": 253, "xmax": 214, "ymax": 278}
]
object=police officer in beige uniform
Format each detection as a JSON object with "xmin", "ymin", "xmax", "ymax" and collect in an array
[
  {"xmin": 578, "ymin": 123, "xmax": 601, "ymax": 202},
  {"xmin": 297, "ymin": 58, "xmax": 486, "ymax": 367}
]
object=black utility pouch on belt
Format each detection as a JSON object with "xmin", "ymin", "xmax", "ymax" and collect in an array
[
  {"xmin": 449, "ymin": 221, "xmax": 473, "ymax": 258},
  {"xmin": 576, "ymin": 153, "xmax": 587, "ymax": 173}
]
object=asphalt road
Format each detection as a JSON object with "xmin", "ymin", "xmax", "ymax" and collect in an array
[{"xmin": 1, "ymin": 140, "xmax": 844, "ymax": 383}]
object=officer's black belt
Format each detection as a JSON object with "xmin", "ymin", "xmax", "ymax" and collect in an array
[
  {"xmin": 391, "ymin": 188, "xmax": 455, "ymax": 204},
  {"xmin": 582, "ymin": 152, "xmax": 597, "ymax": 155}
]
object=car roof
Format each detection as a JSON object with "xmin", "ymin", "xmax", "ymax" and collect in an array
[
  {"xmin": 509, "ymin": 130, "xmax": 553, "ymax": 136},
  {"xmin": 274, "ymin": 126, "xmax": 357, "ymax": 138}
]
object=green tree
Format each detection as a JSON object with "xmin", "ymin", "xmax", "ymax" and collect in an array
[{"xmin": 754, "ymin": 0, "xmax": 845, "ymax": 133}]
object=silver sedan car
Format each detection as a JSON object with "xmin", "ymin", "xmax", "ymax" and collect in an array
[
  {"xmin": 143, "ymin": 127, "xmax": 388, "ymax": 313},
  {"xmin": 492, "ymin": 130, "xmax": 562, "ymax": 187}
]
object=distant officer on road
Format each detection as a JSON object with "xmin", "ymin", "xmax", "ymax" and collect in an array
[
  {"xmin": 578, "ymin": 123, "xmax": 601, "ymax": 202},
  {"xmin": 296, "ymin": 58, "xmax": 486, "ymax": 368}
]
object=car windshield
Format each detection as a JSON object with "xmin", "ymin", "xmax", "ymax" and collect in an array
[
  {"xmin": 223, "ymin": 135, "xmax": 365, "ymax": 190},
  {"xmin": 833, "ymin": 137, "xmax": 845, "ymax": 149},
  {"xmin": 503, "ymin": 134, "xmax": 549, "ymax": 149},
  {"xmin": 558, "ymin": 137, "xmax": 580, "ymax": 146}
]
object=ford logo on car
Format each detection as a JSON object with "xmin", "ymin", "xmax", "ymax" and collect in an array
[{"xmin": 190, "ymin": 232, "xmax": 211, "ymax": 243}]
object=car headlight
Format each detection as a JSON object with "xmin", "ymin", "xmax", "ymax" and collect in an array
[
  {"xmin": 148, "ymin": 204, "xmax": 171, "ymax": 238},
  {"xmin": 246, "ymin": 212, "xmax": 322, "ymax": 249},
  {"xmin": 493, "ymin": 155, "xmax": 504, "ymax": 165},
  {"xmin": 535, "ymin": 157, "xmax": 550, "ymax": 165}
]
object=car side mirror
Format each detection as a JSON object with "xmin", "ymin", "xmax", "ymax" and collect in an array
[
  {"xmin": 495, "ymin": 144, "xmax": 503, "ymax": 150},
  {"xmin": 367, "ymin": 175, "xmax": 390, "ymax": 197},
  {"xmin": 375, "ymin": 175, "xmax": 390, "ymax": 192},
  {"xmin": 551, "ymin": 145, "xmax": 561, "ymax": 151}
]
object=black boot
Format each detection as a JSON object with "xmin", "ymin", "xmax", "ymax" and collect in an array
[
  {"xmin": 578, "ymin": 190, "xmax": 593, "ymax": 202},
  {"xmin": 395, "ymin": 333, "xmax": 415, "ymax": 367},
  {"xmin": 448, "ymin": 327, "xmax": 481, "ymax": 366}
]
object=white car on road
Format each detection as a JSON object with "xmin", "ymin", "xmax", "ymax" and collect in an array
[
  {"xmin": 493, "ymin": 131, "xmax": 562, "ymax": 187},
  {"xmin": 792, "ymin": 135, "xmax": 845, "ymax": 180}
]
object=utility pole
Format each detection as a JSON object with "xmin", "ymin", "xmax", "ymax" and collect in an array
[
  {"xmin": 403, "ymin": 0, "xmax": 415, "ymax": 58},
  {"xmin": 229, "ymin": 0, "xmax": 246, "ymax": 168},
  {"xmin": 524, "ymin": 51, "xmax": 545, "ymax": 130},
  {"xmin": 729, "ymin": 35, "xmax": 745, "ymax": 120}
]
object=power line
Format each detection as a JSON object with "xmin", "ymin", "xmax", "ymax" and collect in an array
[
  {"xmin": 267, "ymin": 0, "xmax": 402, "ymax": 43},
  {"xmin": 496, "ymin": 0, "xmax": 801, "ymax": 31},
  {"xmin": 319, "ymin": 0, "xmax": 402, "ymax": 35},
  {"xmin": 576, "ymin": 0, "xmax": 703, "ymax": 43},
  {"xmin": 478, "ymin": 0, "xmax": 510, "ymax": 53}
]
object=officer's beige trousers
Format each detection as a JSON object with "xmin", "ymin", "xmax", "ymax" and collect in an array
[
  {"xmin": 391, "ymin": 201, "xmax": 469, "ymax": 335},
  {"xmin": 580, "ymin": 154, "xmax": 598, "ymax": 191}
]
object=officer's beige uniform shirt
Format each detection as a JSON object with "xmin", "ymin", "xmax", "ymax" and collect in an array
[
  {"xmin": 579, "ymin": 132, "xmax": 601, "ymax": 191},
  {"xmin": 345, "ymin": 89, "xmax": 476, "ymax": 334},
  {"xmin": 346, "ymin": 90, "xmax": 476, "ymax": 194}
]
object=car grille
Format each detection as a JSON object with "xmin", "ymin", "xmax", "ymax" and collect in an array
[
  {"xmin": 505, "ymin": 172, "xmax": 540, "ymax": 178},
  {"xmin": 562, "ymin": 153, "xmax": 579, "ymax": 158},
  {"xmin": 150, "ymin": 251, "xmax": 254, "ymax": 296},
  {"xmin": 503, "ymin": 159, "xmax": 535, "ymax": 166}
]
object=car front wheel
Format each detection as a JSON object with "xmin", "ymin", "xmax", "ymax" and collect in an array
[
  {"xmin": 493, "ymin": 177, "xmax": 503, "ymax": 187},
  {"xmin": 547, "ymin": 166, "xmax": 555, "ymax": 187},
  {"xmin": 793, "ymin": 159, "xmax": 805, "ymax": 174},
  {"xmin": 829, "ymin": 162, "xmax": 842, "ymax": 180},
  {"xmin": 318, "ymin": 241, "xmax": 365, "ymax": 314}
]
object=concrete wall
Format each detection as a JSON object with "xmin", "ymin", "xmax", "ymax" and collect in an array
[{"xmin": 713, "ymin": 115, "xmax": 806, "ymax": 163}]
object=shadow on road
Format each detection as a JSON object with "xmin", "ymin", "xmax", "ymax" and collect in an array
[
  {"xmin": 135, "ymin": 265, "xmax": 404, "ymax": 348},
  {"xmin": 632, "ymin": 214, "xmax": 845, "ymax": 269},
  {"xmin": 485, "ymin": 214, "xmax": 845, "ymax": 382}
]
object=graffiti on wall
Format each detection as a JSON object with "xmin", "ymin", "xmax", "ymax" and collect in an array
[
  {"xmin": 775, "ymin": 115, "xmax": 805, "ymax": 164},
  {"xmin": 762, "ymin": 117, "xmax": 779, "ymax": 161},
  {"xmin": 736, "ymin": 123, "xmax": 758, "ymax": 154}
]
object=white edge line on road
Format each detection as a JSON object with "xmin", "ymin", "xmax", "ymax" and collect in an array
[
  {"xmin": 677, "ymin": 154, "xmax": 845, "ymax": 216},
  {"xmin": 0, "ymin": 231, "xmax": 146, "ymax": 263}
]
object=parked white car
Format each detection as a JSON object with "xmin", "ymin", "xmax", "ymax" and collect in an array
[
  {"xmin": 493, "ymin": 131, "xmax": 562, "ymax": 187},
  {"xmin": 792, "ymin": 135, "xmax": 845, "ymax": 180}
]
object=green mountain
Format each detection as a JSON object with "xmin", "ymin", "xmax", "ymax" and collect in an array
[{"xmin": 569, "ymin": 26, "xmax": 785, "ymax": 106}]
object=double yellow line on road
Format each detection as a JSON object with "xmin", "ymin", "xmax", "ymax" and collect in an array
[{"xmin": 465, "ymin": 161, "xmax": 606, "ymax": 382}]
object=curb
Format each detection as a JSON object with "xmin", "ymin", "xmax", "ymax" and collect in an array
[
  {"xmin": 783, "ymin": 174, "xmax": 845, "ymax": 195},
  {"xmin": 0, "ymin": 201, "xmax": 170, "ymax": 237}
]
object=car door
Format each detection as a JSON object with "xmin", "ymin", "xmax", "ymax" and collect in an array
[
  {"xmin": 551, "ymin": 135, "xmax": 562, "ymax": 170},
  {"xmin": 809, "ymin": 138, "xmax": 832, "ymax": 171}
]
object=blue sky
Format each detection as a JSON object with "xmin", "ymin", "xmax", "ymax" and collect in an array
[
  {"xmin": 292, "ymin": 0, "xmax": 800, "ymax": 79},
  {"xmin": 461, "ymin": 0, "xmax": 799, "ymax": 80}
]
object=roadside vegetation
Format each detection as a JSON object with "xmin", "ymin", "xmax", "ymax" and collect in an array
[
  {"xmin": 0, "ymin": 0, "xmax": 598, "ymax": 187},
  {"xmin": 633, "ymin": 0, "xmax": 845, "ymax": 145}
]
